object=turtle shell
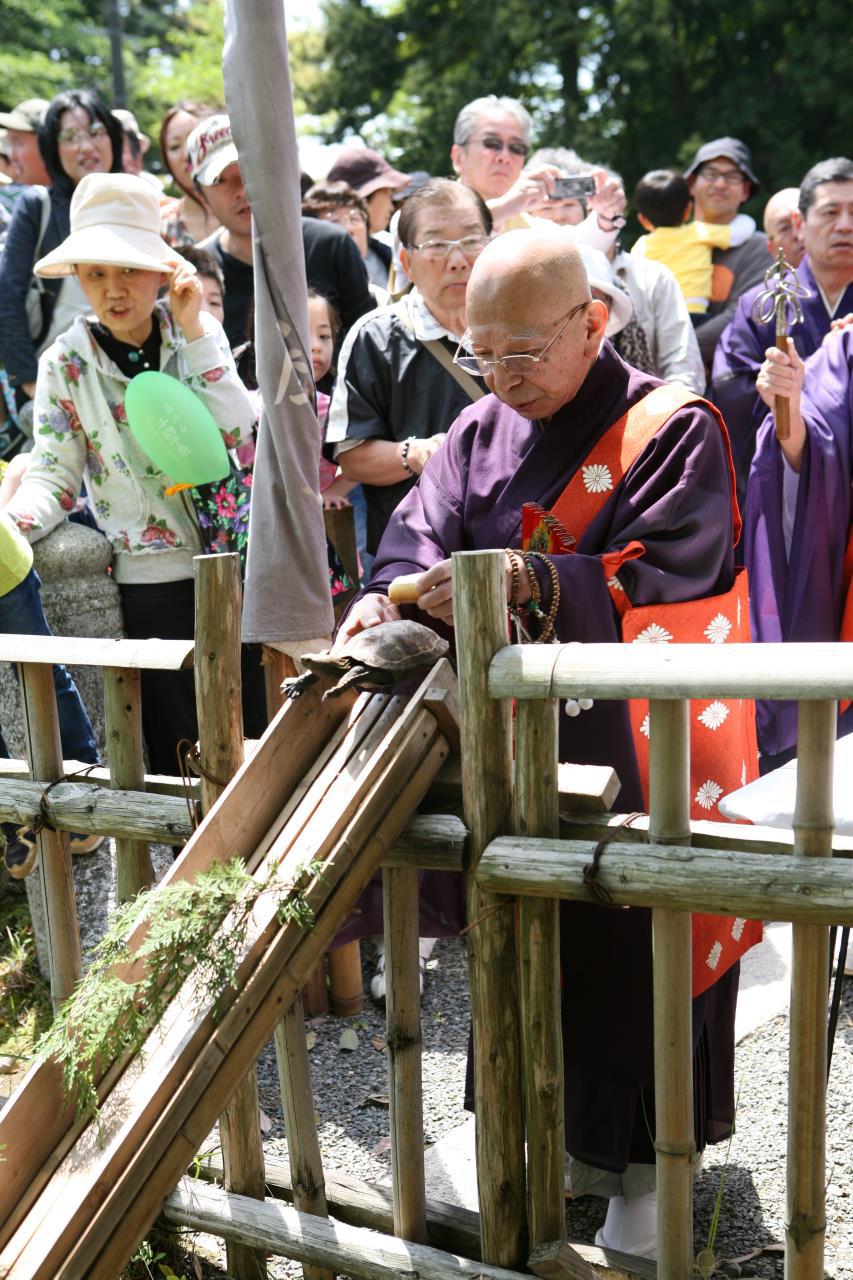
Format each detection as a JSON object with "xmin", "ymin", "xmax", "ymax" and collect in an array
[{"xmin": 340, "ymin": 620, "xmax": 448, "ymax": 673}]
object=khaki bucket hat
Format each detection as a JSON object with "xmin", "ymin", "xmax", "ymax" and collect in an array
[{"xmin": 34, "ymin": 172, "xmax": 191, "ymax": 278}]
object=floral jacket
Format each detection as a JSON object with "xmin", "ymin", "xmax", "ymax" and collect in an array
[{"xmin": 6, "ymin": 303, "xmax": 256, "ymax": 583}]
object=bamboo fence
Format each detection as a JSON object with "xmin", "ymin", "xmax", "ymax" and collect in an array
[{"xmin": 2, "ymin": 544, "xmax": 853, "ymax": 1280}]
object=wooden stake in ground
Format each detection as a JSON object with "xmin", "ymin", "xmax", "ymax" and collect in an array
[
  {"xmin": 103, "ymin": 666, "xmax": 154, "ymax": 901},
  {"xmin": 452, "ymin": 549, "xmax": 526, "ymax": 1268},
  {"xmin": 786, "ymin": 700, "xmax": 834, "ymax": 1280},
  {"xmin": 648, "ymin": 699, "xmax": 694, "ymax": 1279},
  {"xmin": 514, "ymin": 697, "xmax": 564, "ymax": 1248},
  {"xmin": 18, "ymin": 660, "xmax": 82, "ymax": 1009},
  {"xmin": 265, "ymin": 645, "xmax": 335, "ymax": 1280},
  {"xmin": 383, "ymin": 862, "xmax": 427, "ymax": 1242},
  {"xmin": 194, "ymin": 552, "xmax": 267, "ymax": 1280}
]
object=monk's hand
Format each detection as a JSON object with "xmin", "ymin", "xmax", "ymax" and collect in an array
[
  {"xmin": 169, "ymin": 262, "xmax": 205, "ymax": 342},
  {"xmin": 415, "ymin": 559, "xmax": 454, "ymax": 625},
  {"xmin": 828, "ymin": 312, "xmax": 853, "ymax": 336},
  {"xmin": 334, "ymin": 594, "xmax": 400, "ymax": 649},
  {"xmin": 488, "ymin": 164, "xmax": 561, "ymax": 223},
  {"xmin": 756, "ymin": 343, "xmax": 806, "ymax": 471},
  {"xmin": 404, "ymin": 433, "xmax": 446, "ymax": 476}
]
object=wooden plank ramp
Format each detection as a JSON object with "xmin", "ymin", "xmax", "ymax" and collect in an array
[{"xmin": 0, "ymin": 662, "xmax": 455, "ymax": 1278}]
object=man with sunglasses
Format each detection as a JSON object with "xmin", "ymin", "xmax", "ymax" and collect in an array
[
  {"xmin": 338, "ymin": 227, "xmax": 746, "ymax": 1259},
  {"xmin": 684, "ymin": 137, "xmax": 768, "ymax": 369},
  {"xmin": 450, "ymin": 94, "xmax": 627, "ymax": 241}
]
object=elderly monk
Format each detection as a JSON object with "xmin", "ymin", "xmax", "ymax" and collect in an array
[{"xmin": 341, "ymin": 229, "xmax": 744, "ymax": 1257}]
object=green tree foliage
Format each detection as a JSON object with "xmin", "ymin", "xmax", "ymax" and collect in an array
[
  {"xmin": 303, "ymin": 0, "xmax": 853, "ymax": 202},
  {"xmin": 0, "ymin": 0, "xmax": 226, "ymax": 174}
]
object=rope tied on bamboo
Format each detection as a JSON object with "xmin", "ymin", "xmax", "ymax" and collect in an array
[
  {"xmin": 26, "ymin": 761, "xmax": 104, "ymax": 837},
  {"xmin": 582, "ymin": 811, "xmax": 644, "ymax": 906},
  {"xmin": 176, "ymin": 738, "xmax": 227, "ymax": 831}
]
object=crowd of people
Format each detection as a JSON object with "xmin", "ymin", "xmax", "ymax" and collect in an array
[{"xmin": 0, "ymin": 81, "xmax": 851, "ymax": 1260}]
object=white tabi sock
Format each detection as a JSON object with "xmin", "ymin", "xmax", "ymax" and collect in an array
[{"xmin": 594, "ymin": 1189, "xmax": 658, "ymax": 1258}]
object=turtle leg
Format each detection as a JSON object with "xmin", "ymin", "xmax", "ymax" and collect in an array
[
  {"xmin": 283, "ymin": 671, "xmax": 320, "ymax": 700},
  {"xmin": 322, "ymin": 664, "xmax": 373, "ymax": 700}
]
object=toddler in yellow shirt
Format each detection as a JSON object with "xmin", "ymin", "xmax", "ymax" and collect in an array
[{"xmin": 631, "ymin": 169, "xmax": 755, "ymax": 317}]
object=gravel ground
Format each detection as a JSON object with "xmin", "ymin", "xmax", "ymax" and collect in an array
[{"xmin": 67, "ymin": 846, "xmax": 853, "ymax": 1279}]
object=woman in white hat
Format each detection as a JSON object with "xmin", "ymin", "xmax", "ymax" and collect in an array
[{"xmin": 1, "ymin": 171, "xmax": 264, "ymax": 774}]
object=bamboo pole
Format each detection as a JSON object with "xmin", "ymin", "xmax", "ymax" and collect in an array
[
  {"xmin": 786, "ymin": 700, "xmax": 834, "ymax": 1280},
  {"xmin": 514, "ymin": 698, "xmax": 564, "ymax": 1248},
  {"xmin": 383, "ymin": 864, "xmax": 427, "ymax": 1242},
  {"xmin": 648, "ymin": 699, "xmax": 693, "ymax": 1280},
  {"xmin": 18, "ymin": 660, "xmax": 82, "ymax": 1010},
  {"xmin": 273, "ymin": 1004, "xmax": 334, "ymax": 1280},
  {"xmin": 488, "ymin": 640, "xmax": 853, "ymax": 702},
  {"xmin": 194, "ymin": 552, "xmax": 267, "ymax": 1280},
  {"xmin": 451, "ymin": 549, "xmax": 525, "ymax": 1267},
  {"xmin": 0, "ymin": 777, "xmax": 192, "ymax": 844},
  {"xmin": 163, "ymin": 1178, "xmax": 536, "ymax": 1280},
  {"xmin": 474, "ymin": 836, "xmax": 853, "ymax": 923},
  {"xmin": 103, "ymin": 666, "xmax": 154, "ymax": 901},
  {"xmin": 328, "ymin": 944, "xmax": 363, "ymax": 1016},
  {"xmin": 265, "ymin": 648, "xmax": 336, "ymax": 1280}
]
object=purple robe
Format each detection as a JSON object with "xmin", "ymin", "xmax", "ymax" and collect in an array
[
  {"xmin": 745, "ymin": 328, "xmax": 853, "ymax": 758},
  {"xmin": 710, "ymin": 256, "xmax": 853, "ymax": 507},
  {"xmin": 365, "ymin": 340, "xmax": 739, "ymax": 1177}
]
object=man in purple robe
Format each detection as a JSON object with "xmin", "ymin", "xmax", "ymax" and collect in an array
[
  {"xmin": 710, "ymin": 158, "xmax": 853, "ymax": 510},
  {"xmin": 745, "ymin": 324, "xmax": 853, "ymax": 766},
  {"xmin": 340, "ymin": 228, "xmax": 741, "ymax": 1257}
]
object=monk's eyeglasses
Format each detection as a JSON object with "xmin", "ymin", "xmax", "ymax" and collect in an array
[{"xmin": 453, "ymin": 300, "xmax": 590, "ymax": 377}]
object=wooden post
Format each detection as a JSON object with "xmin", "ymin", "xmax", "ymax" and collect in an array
[
  {"xmin": 451, "ymin": 550, "xmax": 525, "ymax": 1267},
  {"xmin": 103, "ymin": 666, "xmax": 153, "ymax": 901},
  {"xmin": 383, "ymin": 864, "xmax": 427, "ymax": 1242},
  {"xmin": 328, "ymin": 943, "xmax": 363, "ymax": 1017},
  {"xmin": 265, "ymin": 638, "xmax": 335, "ymax": 1279},
  {"xmin": 786, "ymin": 700, "xmax": 834, "ymax": 1280},
  {"xmin": 274, "ymin": 1004, "xmax": 334, "ymax": 1280},
  {"xmin": 195, "ymin": 553, "xmax": 266, "ymax": 1280},
  {"xmin": 648, "ymin": 699, "xmax": 693, "ymax": 1280},
  {"xmin": 515, "ymin": 698, "xmax": 564, "ymax": 1247},
  {"xmin": 18, "ymin": 661, "xmax": 82, "ymax": 1009}
]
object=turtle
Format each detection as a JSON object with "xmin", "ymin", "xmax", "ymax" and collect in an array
[{"xmin": 284, "ymin": 620, "xmax": 449, "ymax": 701}]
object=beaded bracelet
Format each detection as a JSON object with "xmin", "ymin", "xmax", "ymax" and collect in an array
[
  {"xmin": 400, "ymin": 437, "xmax": 417, "ymax": 476},
  {"xmin": 505, "ymin": 549, "xmax": 522, "ymax": 608},
  {"xmin": 524, "ymin": 551, "xmax": 561, "ymax": 642}
]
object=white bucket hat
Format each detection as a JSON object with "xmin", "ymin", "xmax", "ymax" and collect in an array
[
  {"xmin": 34, "ymin": 172, "xmax": 191, "ymax": 278},
  {"xmin": 574, "ymin": 242, "xmax": 633, "ymax": 337}
]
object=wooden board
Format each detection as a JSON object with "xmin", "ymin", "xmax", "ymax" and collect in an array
[
  {"xmin": 0, "ymin": 677, "xmax": 357, "ymax": 1250},
  {"xmin": 0, "ymin": 665, "xmax": 457, "ymax": 1278}
]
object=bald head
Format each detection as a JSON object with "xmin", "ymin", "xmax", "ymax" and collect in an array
[
  {"xmin": 464, "ymin": 227, "xmax": 608, "ymax": 421},
  {"xmin": 467, "ymin": 228, "xmax": 590, "ymax": 333},
  {"xmin": 763, "ymin": 188, "xmax": 804, "ymax": 266}
]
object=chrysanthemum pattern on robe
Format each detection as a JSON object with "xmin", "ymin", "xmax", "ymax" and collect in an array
[
  {"xmin": 695, "ymin": 778, "xmax": 723, "ymax": 809},
  {"xmin": 704, "ymin": 612, "xmax": 732, "ymax": 643},
  {"xmin": 639, "ymin": 712, "xmax": 650, "ymax": 737},
  {"xmin": 731, "ymin": 918, "xmax": 746, "ymax": 941},
  {"xmin": 581, "ymin": 463, "xmax": 613, "ymax": 494},
  {"xmin": 706, "ymin": 941, "xmax": 723, "ymax": 970},
  {"xmin": 698, "ymin": 700, "xmax": 729, "ymax": 730},
  {"xmin": 634, "ymin": 622, "xmax": 672, "ymax": 643},
  {"xmin": 607, "ymin": 575, "xmax": 623, "ymax": 592}
]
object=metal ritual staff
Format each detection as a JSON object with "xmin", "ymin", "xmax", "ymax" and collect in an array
[{"xmin": 751, "ymin": 248, "xmax": 809, "ymax": 441}]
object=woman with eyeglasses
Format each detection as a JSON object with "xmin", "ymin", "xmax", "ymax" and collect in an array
[
  {"xmin": 302, "ymin": 180, "xmax": 391, "ymax": 298},
  {"xmin": 0, "ymin": 89, "xmax": 123, "ymax": 414}
]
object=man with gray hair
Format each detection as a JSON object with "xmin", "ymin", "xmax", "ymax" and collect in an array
[{"xmin": 450, "ymin": 94, "xmax": 625, "ymax": 239}]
